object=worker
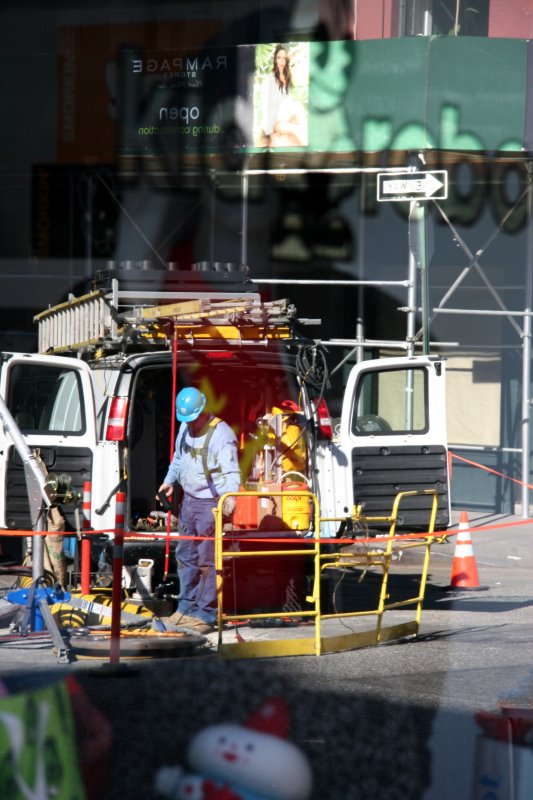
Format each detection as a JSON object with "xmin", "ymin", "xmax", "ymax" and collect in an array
[{"xmin": 157, "ymin": 387, "xmax": 241, "ymax": 634}]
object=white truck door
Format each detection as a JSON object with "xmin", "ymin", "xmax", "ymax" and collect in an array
[
  {"xmin": 338, "ymin": 355, "xmax": 450, "ymax": 532},
  {"xmin": 0, "ymin": 353, "xmax": 99, "ymax": 542}
]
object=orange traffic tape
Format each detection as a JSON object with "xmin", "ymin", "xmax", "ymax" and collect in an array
[{"xmin": 450, "ymin": 450, "xmax": 533, "ymax": 491}]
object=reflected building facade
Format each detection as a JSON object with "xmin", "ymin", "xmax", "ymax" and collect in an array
[{"xmin": 1, "ymin": 0, "xmax": 533, "ymax": 512}]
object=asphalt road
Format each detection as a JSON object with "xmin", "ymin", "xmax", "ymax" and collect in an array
[{"xmin": 0, "ymin": 511, "xmax": 532, "ymax": 800}]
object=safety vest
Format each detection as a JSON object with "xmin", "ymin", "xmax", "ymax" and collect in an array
[{"xmin": 179, "ymin": 416, "xmax": 222, "ymax": 498}]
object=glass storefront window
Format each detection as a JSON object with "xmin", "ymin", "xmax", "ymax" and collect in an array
[{"xmin": 401, "ymin": 0, "xmax": 490, "ymax": 37}]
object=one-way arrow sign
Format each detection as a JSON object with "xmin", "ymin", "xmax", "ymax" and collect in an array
[{"xmin": 377, "ymin": 170, "xmax": 448, "ymax": 202}]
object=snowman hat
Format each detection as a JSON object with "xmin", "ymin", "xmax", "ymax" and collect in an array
[{"xmin": 244, "ymin": 697, "xmax": 290, "ymax": 739}]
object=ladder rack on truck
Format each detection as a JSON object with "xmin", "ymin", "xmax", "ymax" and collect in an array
[{"xmin": 34, "ymin": 279, "xmax": 302, "ymax": 355}]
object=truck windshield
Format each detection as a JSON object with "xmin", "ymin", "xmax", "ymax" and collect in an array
[
  {"xmin": 352, "ymin": 366, "xmax": 428, "ymax": 435},
  {"xmin": 7, "ymin": 363, "xmax": 85, "ymax": 434}
]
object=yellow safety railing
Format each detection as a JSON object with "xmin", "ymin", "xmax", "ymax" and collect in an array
[
  {"xmin": 318, "ymin": 490, "xmax": 440, "ymax": 645},
  {"xmin": 212, "ymin": 488, "xmax": 442, "ymax": 659},
  {"xmin": 213, "ymin": 489, "xmax": 320, "ymax": 657}
]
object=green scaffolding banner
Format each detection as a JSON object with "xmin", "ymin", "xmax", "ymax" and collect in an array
[{"xmin": 308, "ymin": 37, "xmax": 526, "ymax": 154}]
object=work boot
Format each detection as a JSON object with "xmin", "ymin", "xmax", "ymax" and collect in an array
[
  {"xmin": 160, "ymin": 610, "xmax": 193, "ymax": 626},
  {"xmin": 161, "ymin": 612, "xmax": 215, "ymax": 634},
  {"xmin": 186, "ymin": 619, "xmax": 216, "ymax": 635}
]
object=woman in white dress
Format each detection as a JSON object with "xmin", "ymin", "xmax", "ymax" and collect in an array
[{"xmin": 259, "ymin": 44, "xmax": 307, "ymax": 147}]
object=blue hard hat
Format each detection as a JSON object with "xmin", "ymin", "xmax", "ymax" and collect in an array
[{"xmin": 175, "ymin": 387, "xmax": 206, "ymax": 422}]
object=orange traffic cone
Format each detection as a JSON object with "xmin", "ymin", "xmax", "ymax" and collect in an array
[{"xmin": 449, "ymin": 511, "xmax": 482, "ymax": 590}]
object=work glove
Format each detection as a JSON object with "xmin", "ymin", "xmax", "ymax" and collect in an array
[{"xmin": 222, "ymin": 496, "xmax": 236, "ymax": 517}]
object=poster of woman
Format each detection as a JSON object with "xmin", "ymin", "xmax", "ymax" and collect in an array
[{"xmin": 254, "ymin": 42, "xmax": 310, "ymax": 148}]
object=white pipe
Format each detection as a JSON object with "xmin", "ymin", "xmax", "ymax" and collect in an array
[
  {"xmin": 522, "ymin": 168, "xmax": 533, "ymax": 517},
  {"xmin": 251, "ymin": 279, "xmax": 410, "ymax": 286},
  {"xmin": 238, "ymin": 166, "xmax": 419, "ymax": 177},
  {"xmin": 0, "ymin": 396, "xmax": 51, "ymax": 581},
  {"xmin": 240, "ymin": 172, "xmax": 249, "ymax": 267},
  {"xmin": 433, "ymin": 308, "xmax": 533, "ymax": 317},
  {"xmin": 407, "ymin": 201, "xmax": 417, "ymax": 358}
]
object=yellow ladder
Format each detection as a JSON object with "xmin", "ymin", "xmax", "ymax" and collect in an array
[{"xmin": 34, "ymin": 287, "xmax": 296, "ymax": 353}]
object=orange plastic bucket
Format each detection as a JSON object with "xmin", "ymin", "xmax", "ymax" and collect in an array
[{"xmin": 281, "ymin": 481, "xmax": 310, "ymax": 532}]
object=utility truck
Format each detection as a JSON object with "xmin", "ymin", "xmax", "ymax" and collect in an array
[{"xmin": 0, "ymin": 264, "xmax": 450, "ymax": 587}]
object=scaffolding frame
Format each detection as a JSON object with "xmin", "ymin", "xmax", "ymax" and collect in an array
[{"xmin": 225, "ymin": 161, "xmax": 533, "ymax": 517}]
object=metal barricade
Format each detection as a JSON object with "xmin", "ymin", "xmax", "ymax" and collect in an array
[{"xmin": 213, "ymin": 488, "xmax": 441, "ymax": 658}]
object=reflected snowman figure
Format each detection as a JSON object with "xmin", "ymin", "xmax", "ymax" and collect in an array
[{"xmin": 155, "ymin": 697, "xmax": 313, "ymax": 800}]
